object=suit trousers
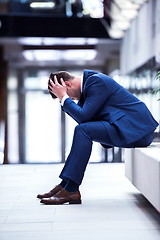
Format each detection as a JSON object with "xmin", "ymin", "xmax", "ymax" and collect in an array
[
  {"xmin": 59, "ymin": 121, "xmax": 154, "ymax": 186},
  {"xmin": 59, "ymin": 121, "xmax": 114, "ymax": 186}
]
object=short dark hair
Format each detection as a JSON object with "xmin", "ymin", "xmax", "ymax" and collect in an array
[{"xmin": 48, "ymin": 71, "xmax": 74, "ymax": 99}]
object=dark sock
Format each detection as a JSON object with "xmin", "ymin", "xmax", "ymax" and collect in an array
[
  {"xmin": 64, "ymin": 179, "xmax": 79, "ymax": 192},
  {"xmin": 60, "ymin": 179, "xmax": 67, "ymax": 188}
]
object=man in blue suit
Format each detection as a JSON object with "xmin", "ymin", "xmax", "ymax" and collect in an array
[{"xmin": 38, "ymin": 69, "xmax": 158, "ymax": 205}]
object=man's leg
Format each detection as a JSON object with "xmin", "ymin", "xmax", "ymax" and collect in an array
[
  {"xmin": 40, "ymin": 121, "xmax": 113, "ymax": 204},
  {"xmin": 59, "ymin": 121, "xmax": 113, "ymax": 186}
]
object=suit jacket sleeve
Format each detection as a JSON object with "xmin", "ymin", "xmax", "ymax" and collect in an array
[{"xmin": 62, "ymin": 75, "xmax": 111, "ymax": 124}]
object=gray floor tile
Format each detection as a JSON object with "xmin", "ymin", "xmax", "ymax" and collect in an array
[
  {"xmin": 0, "ymin": 163, "xmax": 159, "ymax": 240},
  {"xmin": 0, "ymin": 222, "xmax": 52, "ymax": 232}
]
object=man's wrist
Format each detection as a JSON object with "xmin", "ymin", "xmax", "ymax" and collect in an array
[{"xmin": 60, "ymin": 94, "xmax": 69, "ymax": 106}]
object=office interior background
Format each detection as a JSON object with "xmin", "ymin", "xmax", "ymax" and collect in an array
[{"xmin": 0, "ymin": 0, "xmax": 160, "ymax": 165}]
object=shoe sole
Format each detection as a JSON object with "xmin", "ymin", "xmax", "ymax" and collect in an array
[{"xmin": 40, "ymin": 199, "xmax": 82, "ymax": 205}]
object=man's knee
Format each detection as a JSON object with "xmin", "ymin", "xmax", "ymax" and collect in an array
[{"xmin": 74, "ymin": 123, "xmax": 91, "ymax": 138}]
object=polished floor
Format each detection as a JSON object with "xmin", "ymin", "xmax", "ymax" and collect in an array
[{"xmin": 0, "ymin": 163, "xmax": 160, "ymax": 240}]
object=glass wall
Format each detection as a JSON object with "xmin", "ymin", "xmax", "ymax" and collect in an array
[
  {"xmin": 115, "ymin": 58, "xmax": 160, "ymax": 136},
  {"xmin": 8, "ymin": 69, "xmax": 62, "ymax": 163},
  {"xmin": 7, "ymin": 73, "xmax": 19, "ymax": 163},
  {"xmin": 24, "ymin": 70, "xmax": 62, "ymax": 163}
]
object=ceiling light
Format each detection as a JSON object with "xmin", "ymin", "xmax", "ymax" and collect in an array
[
  {"xmin": 108, "ymin": 0, "xmax": 149, "ymax": 38},
  {"xmin": 18, "ymin": 37, "xmax": 43, "ymax": 45},
  {"xmin": 22, "ymin": 49, "xmax": 97, "ymax": 61},
  {"xmin": 108, "ymin": 28, "xmax": 124, "ymax": 39},
  {"xmin": 18, "ymin": 37, "xmax": 98, "ymax": 46},
  {"xmin": 82, "ymin": 0, "xmax": 103, "ymax": 18},
  {"xmin": 121, "ymin": 9, "xmax": 138, "ymax": 19},
  {"xmin": 132, "ymin": 0, "xmax": 148, "ymax": 5},
  {"xmin": 112, "ymin": 20, "xmax": 130, "ymax": 31},
  {"xmin": 63, "ymin": 50, "xmax": 97, "ymax": 61},
  {"xmin": 30, "ymin": 2, "xmax": 55, "ymax": 8},
  {"xmin": 43, "ymin": 37, "xmax": 98, "ymax": 45},
  {"xmin": 114, "ymin": 0, "xmax": 139, "ymax": 9},
  {"xmin": 23, "ymin": 51, "xmax": 34, "ymax": 61}
]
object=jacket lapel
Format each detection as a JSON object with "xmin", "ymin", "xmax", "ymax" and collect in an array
[{"xmin": 78, "ymin": 69, "xmax": 99, "ymax": 107}]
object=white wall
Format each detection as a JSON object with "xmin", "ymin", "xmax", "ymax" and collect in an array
[
  {"xmin": 155, "ymin": 0, "xmax": 160, "ymax": 63},
  {"xmin": 120, "ymin": 0, "xmax": 160, "ymax": 74}
]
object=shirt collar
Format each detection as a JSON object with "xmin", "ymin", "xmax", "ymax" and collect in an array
[{"xmin": 80, "ymin": 74, "xmax": 83, "ymax": 93}]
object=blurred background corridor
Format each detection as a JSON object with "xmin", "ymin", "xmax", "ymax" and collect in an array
[{"xmin": 0, "ymin": 0, "xmax": 160, "ymax": 165}]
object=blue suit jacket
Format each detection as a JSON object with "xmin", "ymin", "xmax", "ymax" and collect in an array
[{"xmin": 62, "ymin": 69, "xmax": 158, "ymax": 146}]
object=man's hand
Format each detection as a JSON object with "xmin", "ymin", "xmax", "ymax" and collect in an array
[{"xmin": 48, "ymin": 75, "xmax": 67, "ymax": 101}]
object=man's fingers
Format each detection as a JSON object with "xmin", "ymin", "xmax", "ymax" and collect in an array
[
  {"xmin": 49, "ymin": 78, "xmax": 54, "ymax": 87},
  {"xmin": 60, "ymin": 78, "xmax": 66, "ymax": 87},
  {"xmin": 54, "ymin": 75, "xmax": 59, "ymax": 84},
  {"xmin": 48, "ymin": 84, "xmax": 52, "ymax": 90},
  {"xmin": 49, "ymin": 75, "xmax": 65, "ymax": 88}
]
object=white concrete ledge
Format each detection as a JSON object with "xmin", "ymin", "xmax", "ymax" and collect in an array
[{"xmin": 125, "ymin": 143, "xmax": 160, "ymax": 213}]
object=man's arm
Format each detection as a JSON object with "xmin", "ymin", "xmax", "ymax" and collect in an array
[
  {"xmin": 62, "ymin": 76, "xmax": 111, "ymax": 123},
  {"xmin": 61, "ymin": 94, "xmax": 69, "ymax": 106}
]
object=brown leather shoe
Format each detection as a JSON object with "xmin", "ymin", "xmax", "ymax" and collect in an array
[
  {"xmin": 37, "ymin": 184, "xmax": 63, "ymax": 199},
  {"xmin": 40, "ymin": 188, "xmax": 82, "ymax": 205}
]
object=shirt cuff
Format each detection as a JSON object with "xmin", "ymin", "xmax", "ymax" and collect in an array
[{"xmin": 61, "ymin": 94, "xmax": 69, "ymax": 106}]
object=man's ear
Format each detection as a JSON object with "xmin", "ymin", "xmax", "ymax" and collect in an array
[{"xmin": 65, "ymin": 81, "xmax": 72, "ymax": 87}]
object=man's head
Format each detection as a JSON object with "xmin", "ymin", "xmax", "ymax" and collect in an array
[{"xmin": 49, "ymin": 71, "xmax": 81, "ymax": 100}]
